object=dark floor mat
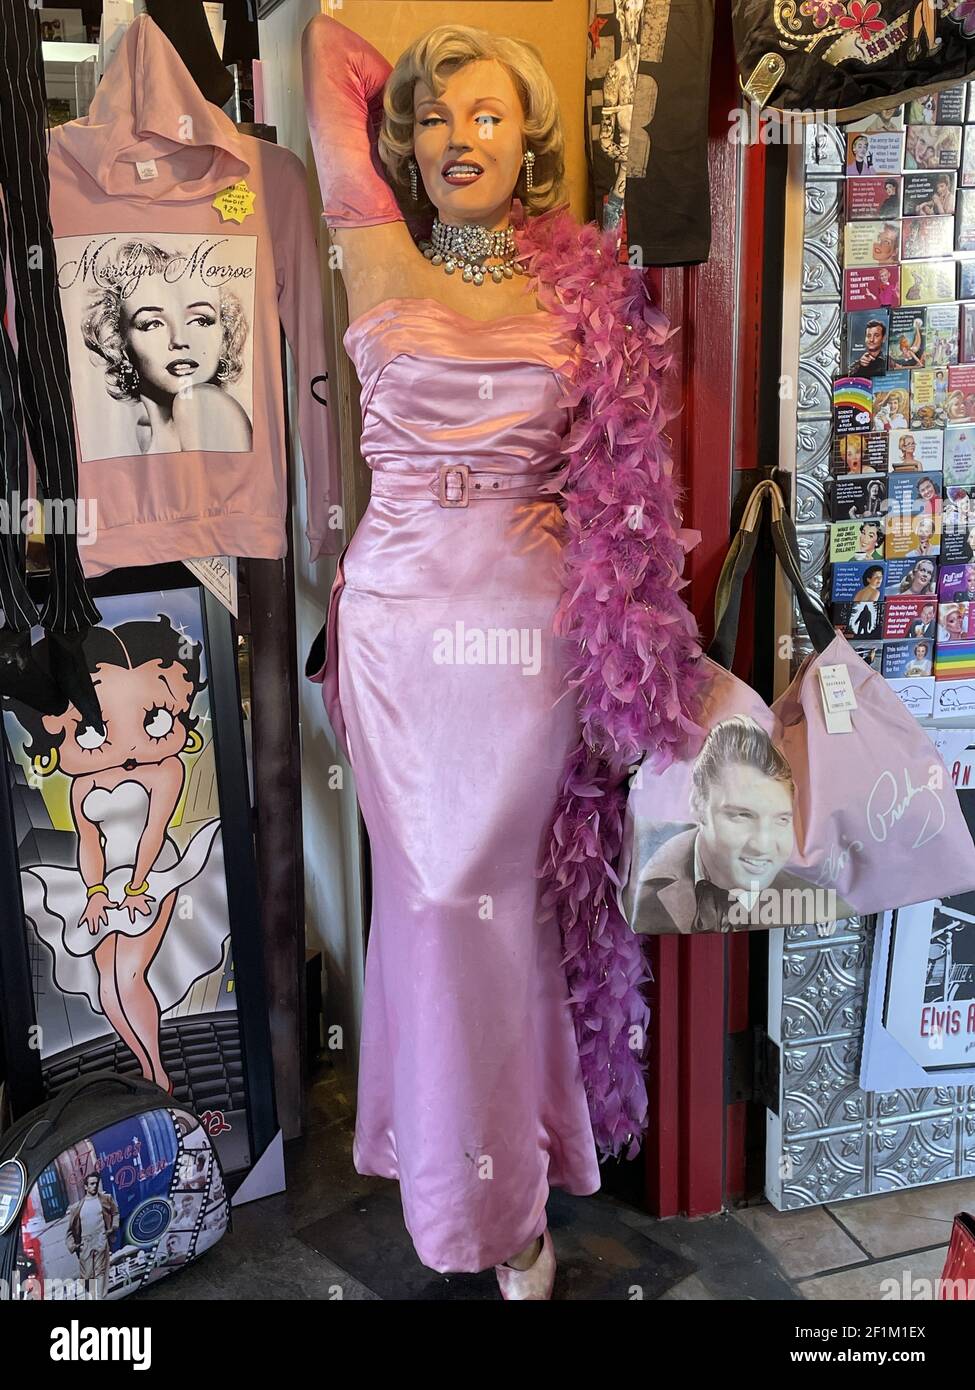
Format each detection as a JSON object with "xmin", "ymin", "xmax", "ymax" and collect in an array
[{"xmin": 295, "ymin": 1185, "xmax": 697, "ymax": 1301}]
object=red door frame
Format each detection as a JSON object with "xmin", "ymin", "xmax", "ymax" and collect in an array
[{"xmin": 642, "ymin": 9, "xmax": 768, "ymax": 1217}]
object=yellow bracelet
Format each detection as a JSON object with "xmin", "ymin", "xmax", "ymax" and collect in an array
[
  {"xmin": 124, "ymin": 879, "xmax": 149, "ymax": 896},
  {"xmin": 86, "ymin": 884, "xmax": 109, "ymax": 899}
]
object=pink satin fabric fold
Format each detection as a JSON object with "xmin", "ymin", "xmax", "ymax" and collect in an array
[{"xmin": 317, "ymin": 301, "xmax": 602, "ymax": 1272}]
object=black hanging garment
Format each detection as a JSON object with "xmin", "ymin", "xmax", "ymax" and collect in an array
[
  {"xmin": 144, "ymin": 0, "xmax": 235, "ymax": 107},
  {"xmin": 733, "ymin": 0, "xmax": 975, "ymax": 119},
  {"xmin": 586, "ymin": 0, "xmax": 715, "ymax": 267},
  {"xmin": 0, "ymin": 0, "xmax": 103, "ymax": 730}
]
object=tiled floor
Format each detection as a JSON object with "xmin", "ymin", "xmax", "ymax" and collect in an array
[
  {"xmin": 735, "ymin": 1180, "xmax": 968, "ymax": 1301},
  {"xmin": 137, "ymin": 1059, "xmax": 965, "ymax": 1300}
]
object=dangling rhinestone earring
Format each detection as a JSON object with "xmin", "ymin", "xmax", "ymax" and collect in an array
[
  {"xmin": 523, "ymin": 149, "xmax": 535, "ymax": 195},
  {"xmin": 117, "ymin": 355, "xmax": 141, "ymax": 398},
  {"xmin": 408, "ymin": 157, "xmax": 419, "ymax": 202}
]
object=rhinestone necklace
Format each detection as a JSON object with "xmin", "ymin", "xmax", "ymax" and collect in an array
[{"xmin": 417, "ymin": 218, "xmax": 523, "ymax": 286}]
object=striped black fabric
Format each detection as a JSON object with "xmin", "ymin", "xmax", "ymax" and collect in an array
[{"xmin": 0, "ymin": 0, "xmax": 100, "ymax": 638}]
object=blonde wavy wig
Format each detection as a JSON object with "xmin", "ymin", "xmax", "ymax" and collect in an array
[{"xmin": 377, "ymin": 24, "xmax": 565, "ymax": 216}]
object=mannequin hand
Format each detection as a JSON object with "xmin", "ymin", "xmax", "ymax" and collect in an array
[{"xmin": 80, "ymin": 892, "xmax": 116, "ymax": 935}]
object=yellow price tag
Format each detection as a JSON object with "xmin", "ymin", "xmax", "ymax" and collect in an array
[{"xmin": 212, "ymin": 179, "xmax": 256, "ymax": 224}]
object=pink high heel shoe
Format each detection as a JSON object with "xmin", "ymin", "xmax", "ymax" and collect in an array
[{"xmin": 494, "ymin": 1228, "xmax": 556, "ymax": 1301}]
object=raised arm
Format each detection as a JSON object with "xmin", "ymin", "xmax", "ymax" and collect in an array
[{"xmin": 301, "ymin": 12, "xmax": 404, "ymax": 231}]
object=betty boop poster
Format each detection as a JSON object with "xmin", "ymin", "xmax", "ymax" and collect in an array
[
  {"xmin": 1, "ymin": 589, "xmax": 249, "ymax": 1171},
  {"xmin": 55, "ymin": 233, "xmax": 256, "ymax": 464}
]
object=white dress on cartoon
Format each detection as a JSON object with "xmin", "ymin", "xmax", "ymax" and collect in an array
[{"xmin": 20, "ymin": 780, "xmax": 227, "ymax": 1014}]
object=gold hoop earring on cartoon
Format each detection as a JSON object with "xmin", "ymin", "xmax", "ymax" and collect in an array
[
  {"xmin": 183, "ymin": 729, "xmax": 204, "ymax": 755},
  {"xmin": 32, "ymin": 749, "xmax": 60, "ymax": 777}
]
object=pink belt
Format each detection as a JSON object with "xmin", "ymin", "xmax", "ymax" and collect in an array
[{"xmin": 369, "ymin": 462, "xmax": 568, "ymax": 509}]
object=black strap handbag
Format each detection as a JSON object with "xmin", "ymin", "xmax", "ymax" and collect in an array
[
  {"xmin": 733, "ymin": 1, "xmax": 975, "ymax": 119},
  {"xmin": 0, "ymin": 1073, "xmax": 230, "ymax": 1300}
]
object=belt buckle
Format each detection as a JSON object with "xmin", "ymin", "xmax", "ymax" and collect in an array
[{"xmin": 437, "ymin": 462, "xmax": 470, "ymax": 508}]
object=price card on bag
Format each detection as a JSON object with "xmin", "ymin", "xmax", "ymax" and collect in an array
[{"xmin": 819, "ymin": 663, "xmax": 857, "ymax": 734}]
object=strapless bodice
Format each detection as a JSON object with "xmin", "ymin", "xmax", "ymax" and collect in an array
[
  {"xmin": 343, "ymin": 298, "xmax": 578, "ymax": 477},
  {"xmin": 82, "ymin": 780, "xmax": 150, "ymax": 873}
]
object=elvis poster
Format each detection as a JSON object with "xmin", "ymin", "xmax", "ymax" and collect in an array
[{"xmin": 860, "ymin": 729, "xmax": 975, "ymax": 1090}]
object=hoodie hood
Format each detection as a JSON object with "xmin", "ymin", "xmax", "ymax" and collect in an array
[{"xmin": 56, "ymin": 14, "xmax": 247, "ymax": 202}]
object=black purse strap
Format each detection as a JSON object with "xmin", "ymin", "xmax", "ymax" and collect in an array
[
  {"xmin": 708, "ymin": 478, "xmax": 835, "ymax": 670},
  {"xmin": 17, "ymin": 1073, "xmax": 155, "ymax": 1156},
  {"xmin": 708, "ymin": 479, "xmax": 768, "ymax": 669}
]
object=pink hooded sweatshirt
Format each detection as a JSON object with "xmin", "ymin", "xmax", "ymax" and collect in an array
[{"xmin": 47, "ymin": 14, "xmax": 341, "ymax": 576}]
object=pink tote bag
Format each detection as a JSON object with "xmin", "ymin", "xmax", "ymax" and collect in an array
[{"xmin": 619, "ymin": 481, "xmax": 975, "ymax": 934}]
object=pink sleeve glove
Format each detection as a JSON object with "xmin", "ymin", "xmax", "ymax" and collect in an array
[
  {"xmin": 301, "ymin": 13, "xmax": 404, "ymax": 229},
  {"xmin": 271, "ymin": 147, "xmax": 345, "ymax": 561}
]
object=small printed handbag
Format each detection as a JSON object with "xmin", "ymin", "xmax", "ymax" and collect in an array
[
  {"xmin": 733, "ymin": 1, "xmax": 975, "ymax": 120},
  {"xmin": 618, "ymin": 480, "xmax": 975, "ymax": 934},
  {"xmin": 0, "ymin": 1072, "xmax": 229, "ymax": 1301}
]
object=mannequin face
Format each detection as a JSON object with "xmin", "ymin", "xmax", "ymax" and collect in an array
[{"xmin": 413, "ymin": 59, "xmax": 525, "ymax": 229}]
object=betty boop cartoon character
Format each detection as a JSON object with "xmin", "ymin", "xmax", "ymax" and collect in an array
[{"xmin": 6, "ymin": 617, "xmax": 227, "ymax": 1093}]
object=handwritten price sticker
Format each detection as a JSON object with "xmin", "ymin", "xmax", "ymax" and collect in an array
[
  {"xmin": 819, "ymin": 663, "xmax": 856, "ymax": 734},
  {"xmin": 212, "ymin": 180, "xmax": 256, "ymax": 224},
  {"xmin": 820, "ymin": 664, "xmax": 858, "ymax": 713}
]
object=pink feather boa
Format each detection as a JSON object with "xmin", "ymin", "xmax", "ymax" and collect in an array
[{"xmin": 514, "ymin": 204, "xmax": 709, "ymax": 1161}]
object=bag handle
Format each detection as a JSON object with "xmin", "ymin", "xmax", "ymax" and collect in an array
[
  {"xmin": 17, "ymin": 1073, "xmax": 156, "ymax": 1155},
  {"xmin": 708, "ymin": 478, "xmax": 835, "ymax": 669},
  {"xmin": 767, "ymin": 482, "xmax": 838, "ymax": 656},
  {"xmin": 709, "ymin": 479, "xmax": 772, "ymax": 667}
]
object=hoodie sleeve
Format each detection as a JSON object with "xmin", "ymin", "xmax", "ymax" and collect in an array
[
  {"xmin": 301, "ymin": 12, "xmax": 404, "ymax": 229},
  {"xmin": 272, "ymin": 147, "xmax": 344, "ymax": 561}
]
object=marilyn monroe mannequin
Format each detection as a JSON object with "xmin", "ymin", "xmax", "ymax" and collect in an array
[{"xmin": 302, "ymin": 9, "xmax": 702, "ymax": 1299}]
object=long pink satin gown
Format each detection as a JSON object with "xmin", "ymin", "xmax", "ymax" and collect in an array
[{"xmin": 317, "ymin": 297, "xmax": 602, "ymax": 1273}]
